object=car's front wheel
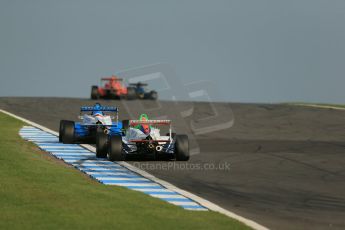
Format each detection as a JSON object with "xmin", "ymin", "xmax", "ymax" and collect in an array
[
  {"xmin": 122, "ymin": 120, "xmax": 129, "ymax": 134},
  {"xmin": 108, "ymin": 135, "xmax": 123, "ymax": 161},
  {"xmin": 149, "ymin": 91, "xmax": 158, "ymax": 100}
]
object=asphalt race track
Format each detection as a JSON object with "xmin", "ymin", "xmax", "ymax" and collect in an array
[{"xmin": 1, "ymin": 97, "xmax": 345, "ymax": 230}]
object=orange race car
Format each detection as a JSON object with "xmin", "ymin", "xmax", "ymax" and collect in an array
[
  {"xmin": 91, "ymin": 76, "xmax": 136, "ymax": 100},
  {"xmin": 91, "ymin": 75, "xmax": 157, "ymax": 100}
]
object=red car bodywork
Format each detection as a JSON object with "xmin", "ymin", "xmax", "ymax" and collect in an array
[{"xmin": 97, "ymin": 76, "xmax": 128, "ymax": 97}]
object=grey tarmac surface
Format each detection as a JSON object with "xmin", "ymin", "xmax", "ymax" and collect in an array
[{"xmin": 1, "ymin": 97, "xmax": 345, "ymax": 230}]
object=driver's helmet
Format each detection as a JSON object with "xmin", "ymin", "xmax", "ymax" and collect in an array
[
  {"xmin": 136, "ymin": 82, "xmax": 145, "ymax": 94},
  {"xmin": 137, "ymin": 113, "xmax": 151, "ymax": 134},
  {"xmin": 92, "ymin": 103, "xmax": 104, "ymax": 116}
]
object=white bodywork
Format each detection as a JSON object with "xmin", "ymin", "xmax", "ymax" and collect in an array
[
  {"xmin": 122, "ymin": 127, "xmax": 171, "ymax": 152},
  {"xmin": 82, "ymin": 114, "xmax": 112, "ymax": 125}
]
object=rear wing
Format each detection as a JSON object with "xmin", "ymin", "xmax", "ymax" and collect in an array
[
  {"xmin": 80, "ymin": 106, "xmax": 119, "ymax": 112},
  {"xmin": 79, "ymin": 106, "xmax": 119, "ymax": 123},
  {"xmin": 129, "ymin": 120, "xmax": 171, "ymax": 126},
  {"xmin": 101, "ymin": 77, "xmax": 123, "ymax": 81},
  {"xmin": 129, "ymin": 120, "xmax": 172, "ymax": 141},
  {"xmin": 129, "ymin": 83, "xmax": 148, "ymax": 86}
]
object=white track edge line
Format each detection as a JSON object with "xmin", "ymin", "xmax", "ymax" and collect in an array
[
  {"xmin": 290, "ymin": 103, "xmax": 345, "ymax": 111},
  {"xmin": 0, "ymin": 108, "xmax": 269, "ymax": 230}
]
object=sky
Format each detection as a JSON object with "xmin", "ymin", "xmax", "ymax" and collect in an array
[{"xmin": 0, "ymin": 0, "xmax": 345, "ymax": 103}]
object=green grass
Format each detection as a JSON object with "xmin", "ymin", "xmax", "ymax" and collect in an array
[{"xmin": 0, "ymin": 112, "xmax": 250, "ymax": 230}]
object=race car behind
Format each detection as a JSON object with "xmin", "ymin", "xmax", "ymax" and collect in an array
[
  {"xmin": 59, "ymin": 103, "xmax": 123, "ymax": 152},
  {"xmin": 128, "ymin": 82, "xmax": 158, "ymax": 100},
  {"xmin": 91, "ymin": 76, "xmax": 136, "ymax": 100}
]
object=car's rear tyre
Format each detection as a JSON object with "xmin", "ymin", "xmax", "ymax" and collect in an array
[
  {"xmin": 149, "ymin": 91, "xmax": 158, "ymax": 100},
  {"xmin": 126, "ymin": 87, "xmax": 136, "ymax": 100},
  {"xmin": 175, "ymin": 135, "xmax": 189, "ymax": 161},
  {"xmin": 96, "ymin": 132, "xmax": 108, "ymax": 158},
  {"xmin": 61, "ymin": 121, "xmax": 75, "ymax": 144},
  {"xmin": 59, "ymin": 120, "xmax": 68, "ymax": 142},
  {"xmin": 91, "ymin": 86, "xmax": 99, "ymax": 100},
  {"xmin": 108, "ymin": 135, "xmax": 123, "ymax": 161}
]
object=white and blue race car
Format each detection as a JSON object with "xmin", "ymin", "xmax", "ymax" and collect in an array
[{"xmin": 59, "ymin": 103, "xmax": 124, "ymax": 158}]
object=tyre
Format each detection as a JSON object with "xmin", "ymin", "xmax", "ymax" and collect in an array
[
  {"xmin": 122, "ymin": 120, "xmax": 129, "ymax": 130},
  {"xmin": 91, "ymin": 86, "xmax": 99, "ymax": 100},
  {"xmin": 108, "ymin": 135, "xmax": 123, "ymax": 161},
  {"xmin": 175, "ymin": 135, "xmax": 189, "ymax": 161},
  {"xmin": 126, "ymin": 87, "xmax": 137, "ymax": 100},
  {"xmin": 96, "ymin": 132, "xmax": 108, "ymax": 158},
  {"xmin": 149, "ymin": 91, "xmax": 158, "ymax": 100},
  {"xmin": 59, "ymin": 120, "xmax": 67, "ymax": 142},
  {"xmin": 61, "ymin": 121, "xmax": 75, "ymax": 144}
]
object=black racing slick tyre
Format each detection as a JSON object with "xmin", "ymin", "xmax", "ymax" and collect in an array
[
  {"xmin": 122, "ymin": 120, "xmax": 129, "ymax": 130},
  {"xmin": 91, "ymin": 86, "xmax": 99, "ymax": 100},
  {"xmin": 108, "ymin": 135, "xmax": 123, "ymax": 161},
  {"xmin": 61, "ymin": 121, "xmax": 75, "ymax": 144},
  {"xmin": 59, "ymin": 120, "xmax": 68, "ymax": 142},
  {"xmin": 96, "ymin": 132, "xmax": 108, "ymax": 158},
  {"xmin": 175, "ymin": 135, "xmax": 189, "ymax": 161},
  {"xmin": 126, "ymin": 87, "xmax": 136, "ymax": 100},
  {"xmin": 149, "ymin": 91, "xmax": 158, "ymax": 100}
]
